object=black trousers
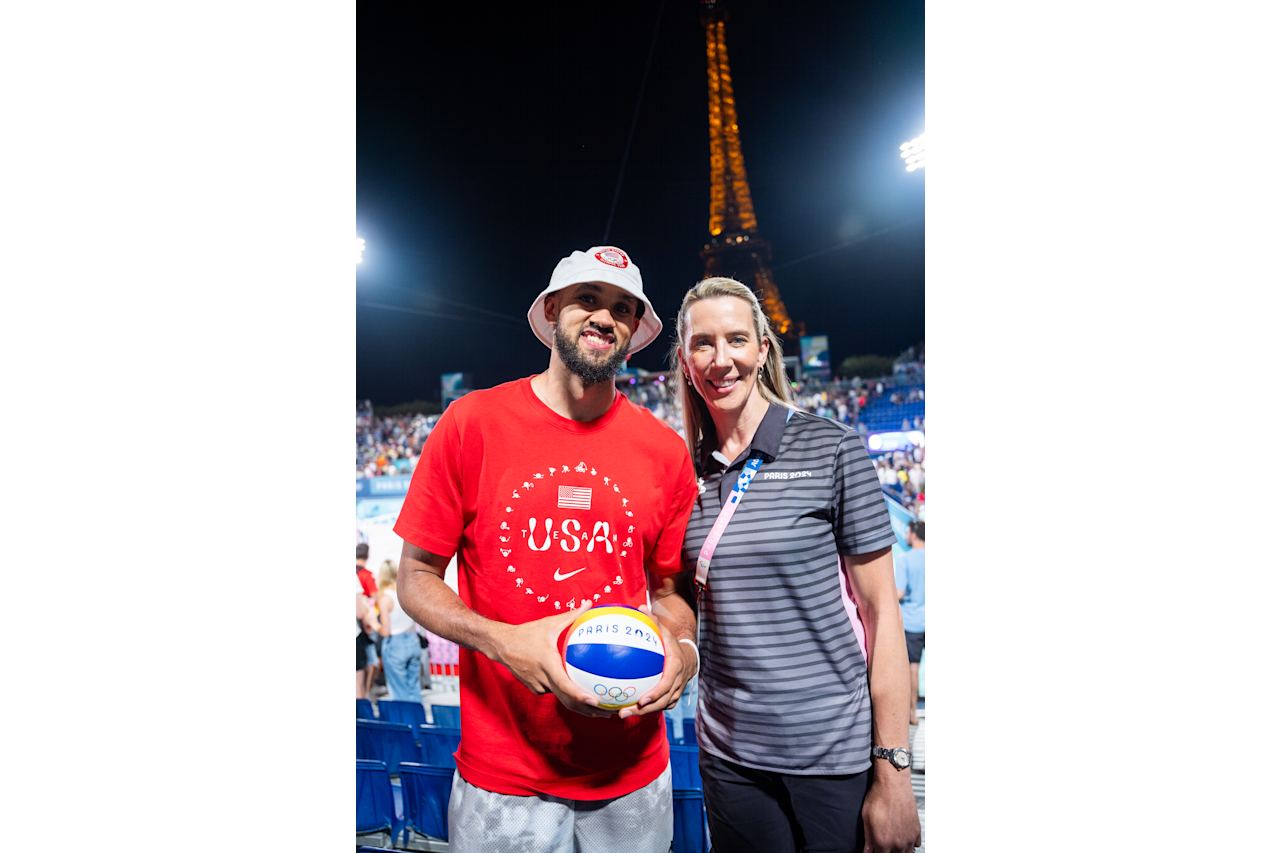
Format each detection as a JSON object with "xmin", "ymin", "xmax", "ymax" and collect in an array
[{"xmin": 699, "ymin": 751, "xmax": 869, "ymax": 853}]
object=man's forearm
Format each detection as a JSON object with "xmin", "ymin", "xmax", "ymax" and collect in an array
[
  {"xmin": 398, "ymin": 565, "xmax": 510, "ymax": 662},
  {"xmin": 650, "ymin": 583, "xmax": 697, "ymax": 643}
]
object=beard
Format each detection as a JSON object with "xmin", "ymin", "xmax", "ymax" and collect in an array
[{"xmin": 553, "ymin": 322, "xmax": 628, "ymax": 385}]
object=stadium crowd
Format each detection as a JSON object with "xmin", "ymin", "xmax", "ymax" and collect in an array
[
  {"xmin": 877, "ymin": 451, "xmax": 926, "ymax": 518},
  {"xmin": 356, "ymin": 401, "xmax": 437, "ymax": 478},
  {"xmin": 357, "ymin": 368, "xmax": 925, "ymax": 506}
]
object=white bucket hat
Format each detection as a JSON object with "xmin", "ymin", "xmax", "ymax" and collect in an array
[{"xmin": 526, "ymin": 246, "xmax": 663, "ymax": 355}]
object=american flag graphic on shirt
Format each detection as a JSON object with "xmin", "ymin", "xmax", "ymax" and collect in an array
[{"xmin": 557, "ymin": 486, "xmax": 592, "ymax": 510}]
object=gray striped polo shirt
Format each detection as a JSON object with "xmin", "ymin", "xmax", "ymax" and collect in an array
[{"xmin": 684, "ymin": 403, "xmax": 896, "ymax": 774}]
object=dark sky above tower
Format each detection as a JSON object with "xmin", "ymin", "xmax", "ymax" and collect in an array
[{"xmin": 357, "ymin": 1, "xmax": 924, "ymax": 404}]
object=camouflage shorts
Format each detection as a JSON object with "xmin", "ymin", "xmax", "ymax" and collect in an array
[{"xmin": 447, "ymin": 764, "xmax": 673, "ymax": 853}]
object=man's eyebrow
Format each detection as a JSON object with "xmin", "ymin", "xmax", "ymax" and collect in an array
[{"xmin": 576, "ymin": 283, "xmax": 637, "ymax": 307}]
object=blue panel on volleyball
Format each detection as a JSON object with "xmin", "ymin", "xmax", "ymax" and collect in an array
[{"xmin": 564, "ymin": 644, "xmax": 666, "ymax": 679}]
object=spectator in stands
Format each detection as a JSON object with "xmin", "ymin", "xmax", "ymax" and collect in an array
[
  {"xmin": 670, "ymin": 276, "xmax": 919, "ymax": 853},
  {"xmin": 356, "ymin": 571, "xmax": 377, "ymax": 699},
  {"xmin": 355, "ymin": 543, "xmax": 379, "ymax": 699},
  {"xmin": 356, "ymin": 410, "xmax": 438, "ymax": 476},
  {"xmin": 895, "ymin": 521, "xmax": 926, "ymax": 726},
  {"xmin": 393, "ymin": 245, "xmax": 699, "ymax": 853},
  {"xmin": 358, "ymin": 374, "xmax": 924, "ymax": 467},
  {"xmin": 375, "ymin": 559, "xmax": 423, "ymax": 702},
  {"xmin": 356, "ymin": 543, "xmax": 377, "ymax": 596}
]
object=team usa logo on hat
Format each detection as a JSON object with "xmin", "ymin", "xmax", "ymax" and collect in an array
[{"xmin": 593, "ymin": 247, "xmax": 630, "ymax": 269}]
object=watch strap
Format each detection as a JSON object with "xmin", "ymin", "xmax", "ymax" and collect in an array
[{"xmin": 871, "ymin": 746, "xmax": 912, "ymax": 768}]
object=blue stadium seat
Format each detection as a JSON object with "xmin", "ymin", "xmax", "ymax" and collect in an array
[
  {"xmin": 398, "ymin": 762, "xmax": 454, "ymax": 842},
  {"xmin": 672, "ymin": 788, "xmax": 711, "ymax": 853},
  {"xmin": 682, "ymin": 716, "xmax": 696, "ymax": 745},
  {"xmin": 356, "ymin": 759, "xmax": 401, "ymax": 847},
  {"xmin": 357, "ymin": 698, "xmax": 375, "ymax": 720},
  {"xmin": 666, "ymin": 712, "xmax": 683, "ymax": 744},
  {"xmin": 418, "ymin": 725, "xmax": 462, "ymax": 769},
  {"xmin": 357, "ymin": 719, "xmax": 419, "ymax": 775},
  {"xmin": 428, "ymin": 703, "xmax": 461, "ymax": 728},
  {"xmin": 377, "ymin": 699, "xmax": 427, "ymax": 733},
  {"xmin": 670, "ymin": 744, "xmax": 702, "ymax": 790}
]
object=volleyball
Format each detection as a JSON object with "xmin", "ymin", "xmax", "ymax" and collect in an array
[{"xmin": 562, "ymin": 605, "xmax": 666, "ymax": 709}]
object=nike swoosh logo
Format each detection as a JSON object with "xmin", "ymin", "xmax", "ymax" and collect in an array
[{"xmin": 553, "ymin": 567, "xmax": 588, "ymax": 582}]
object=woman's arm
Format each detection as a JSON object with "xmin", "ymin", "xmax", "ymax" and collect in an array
[
  {"xmin": 844, "ymin": 546, "xmax": 921, "ymax": 852},
  {"xmin": 377, "ymin": 590, "xmax": 393, "ymax": 638}
]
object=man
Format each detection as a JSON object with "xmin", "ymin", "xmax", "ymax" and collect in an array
[
  {"xmin": 356, "ymin": 543, "xmax": 377, "ymax": 597},
  {"xmin": 894, "ymin": 520, "xmax": 926, "ymax": 725},
  {"xmin": 356, "ymin": 543, "xmax": 379, "ymax": 699},
  {"xmin": 394, "ymin": 246, "xmax": 700, "ymax": 853}
]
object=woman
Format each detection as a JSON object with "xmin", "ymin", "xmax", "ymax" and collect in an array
[
  {"xmin": 670, "ymin": 277, "xmax": 920, "ymax": 853},
  {"xmin": 376, "ymin": 559, "xmax": 423, "ymax": 702}
]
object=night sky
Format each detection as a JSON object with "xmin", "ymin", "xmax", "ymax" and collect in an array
[{"xmin": 357, "ymin": 0, "xmax": 923, "ymax": 405}]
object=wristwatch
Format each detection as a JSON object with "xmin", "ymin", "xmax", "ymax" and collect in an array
[{"xmin": 871, "ymin": 746, "xmax": 912, "ymax": 770}]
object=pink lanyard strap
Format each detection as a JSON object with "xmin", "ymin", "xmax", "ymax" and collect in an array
[
  {"xmin": 695, "ymin": 455, "xmax": 765, "ymax": 589},
  {"xmin": 695, "ymin": 410, "xmax": 793, "ymax": 591}
]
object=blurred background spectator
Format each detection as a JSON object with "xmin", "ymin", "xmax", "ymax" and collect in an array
[{"xmin": 357, "ymin": 351, "xmax": 925, "ymax": 512}]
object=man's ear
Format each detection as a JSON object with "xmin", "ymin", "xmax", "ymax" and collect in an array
[{"xmin": 542, "ymin": 292, "xmax": 559, "ymax": 324}]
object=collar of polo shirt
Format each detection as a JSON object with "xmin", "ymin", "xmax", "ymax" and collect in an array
[{"xmin": 698, "ymin": 403, "xmax": 792, "ymax": 474}]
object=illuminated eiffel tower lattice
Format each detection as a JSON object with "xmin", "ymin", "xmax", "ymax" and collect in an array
[{"xmin": 698, "ymin": 0, "xmax": 801, "ymax": 341}]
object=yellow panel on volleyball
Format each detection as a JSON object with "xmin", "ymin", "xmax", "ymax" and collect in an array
[{"xmin": 569, "ymin": 605, "xmax": 659, "ymax": 634}]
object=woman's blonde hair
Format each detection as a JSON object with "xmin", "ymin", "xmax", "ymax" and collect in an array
[
  {"xmin": 377, "ymin": 559, "xmax": 398, "ymax": 591},
  {"xmin": 668, "ymin": 277, "xmax": 794, "ymax": 463}
]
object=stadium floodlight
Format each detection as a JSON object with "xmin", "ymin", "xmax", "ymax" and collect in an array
[
  {"xmin": 899, "ymin": 134, "xmax": 925, "ymax": 172},
  {"xmin": 356, "ymin": 236, "xmax": 367, "ymax": 265}
]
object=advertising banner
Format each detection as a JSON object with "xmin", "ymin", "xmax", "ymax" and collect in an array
[
  {"xmin": 866, "ymin": 430, "xmax": 925, "ymax": 454},
  {"xmin": 441, "ymin": 372, "xmax": 471, "ymax": 406},
  {"xmin": 799, "ymin": 335, "xmax": 831, "ymax": 379},
  {"xmin": 356, "ymin": 477, "xmax": 457, "ymax": 593}
]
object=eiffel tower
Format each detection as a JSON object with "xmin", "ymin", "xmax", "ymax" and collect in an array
[{"xmin": 698, "ymin": 0, "xmax": 801, "ymax": 342}]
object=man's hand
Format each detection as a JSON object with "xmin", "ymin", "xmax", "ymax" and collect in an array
[
  {"xmin": 491, "ymin": 605, "xmax": 613, "ymax": 718},
  {"xmin": 618, "ymin": 606, "xmax": 695, "ymax": 720},
  {"xmin": 862, "ymin": 774, "xmax": 921, "ymax": 853}
]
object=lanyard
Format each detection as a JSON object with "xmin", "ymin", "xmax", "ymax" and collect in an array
[
  {"xmin": 694, "ymin": 409, "xmax": 794, "ymax": 591},
  {"xmin": 695, "ymin": 455, "xmax": 764, "ymax": 589}
]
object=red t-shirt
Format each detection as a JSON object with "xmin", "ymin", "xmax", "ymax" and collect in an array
[
  {"xmin": 356, "ymin": 566, "xmax": 377, "ymax": 598},
  {"xmin": 394, "ymin": 377, "xmax": 697, "ymax": 800}
]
